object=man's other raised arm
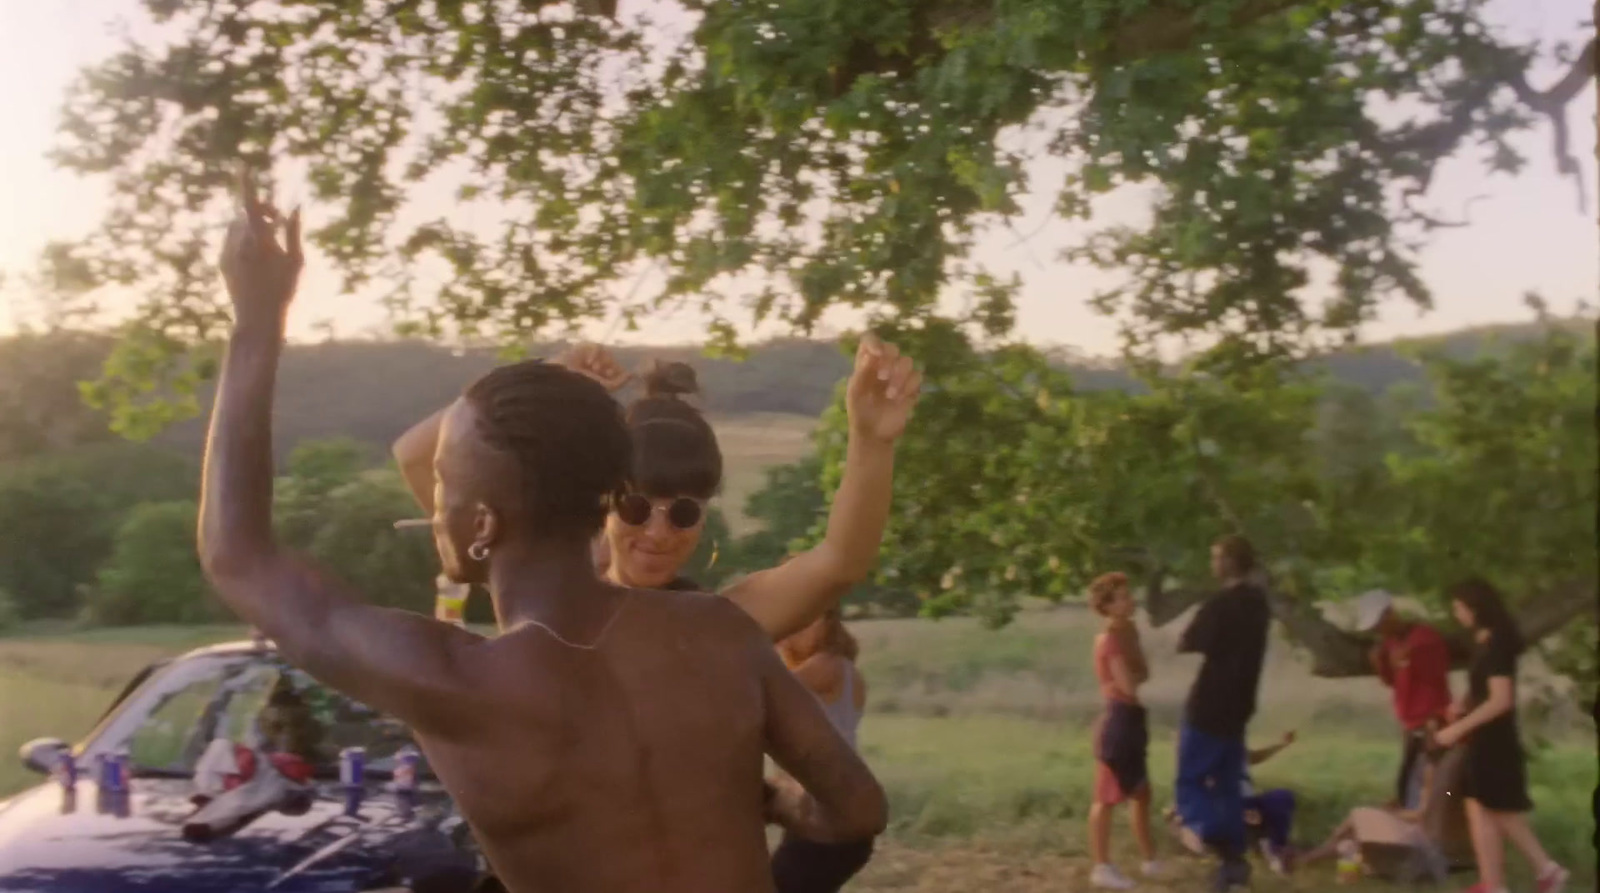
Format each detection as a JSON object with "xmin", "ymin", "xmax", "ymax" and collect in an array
[
  {"xmin": 198, "ymin": 176, "xmax": 484, "ymax": 738},
  {"xmin": 1177, "ymin": 595, "xmax": 1221, "ymax": 655}
]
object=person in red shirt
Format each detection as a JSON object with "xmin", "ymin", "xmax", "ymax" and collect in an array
[{"xmin": 1355, "ymin": 589, "xmax": 1453, "ymax": 807}]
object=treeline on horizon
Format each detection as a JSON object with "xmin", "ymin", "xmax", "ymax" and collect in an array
[
  {"xmin": 0, "ymin": 316, "xmax": 1589, "ymax": 634},
  {"xmin": 0, "ymin": 318, "xmax": 1579, "ymax": 465}
]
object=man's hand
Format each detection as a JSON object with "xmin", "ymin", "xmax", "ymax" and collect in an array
[
  {"xmin": 1281, "ymin": 730, "xmax": 1297, "ymax": 747},
  {"xmin": 558, "ymin": 343, "xmax": 633, "ymax": 392},
  {"xmin": 845, "ymin": 334, "xmax": 921, "ymax": 443},
  {"xmin": 219, "ymin": 169, "xmax": 303, "ymax": 333}
]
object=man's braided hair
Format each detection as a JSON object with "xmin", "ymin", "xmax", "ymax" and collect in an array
[{"xmin": 464, "ymin": 360, "xmax": 632, "ymax": 537}]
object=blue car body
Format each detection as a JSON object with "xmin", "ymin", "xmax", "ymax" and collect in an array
[{"xmin": 0, "ymin": 642, "xmax": 482, "ymax": 893}]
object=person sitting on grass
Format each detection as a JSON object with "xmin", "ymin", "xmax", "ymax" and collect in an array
[
  {"xmin": 1240, "ymin": 730, "xmax": 1297, "ymax": 876},
  {"xmin": 1086, "ymin": 572, "xmax": 1160, "ymax": 890},
  {"xmin": 1298, "ymin": 728, "xmax": 1472, "ymax": 883}
]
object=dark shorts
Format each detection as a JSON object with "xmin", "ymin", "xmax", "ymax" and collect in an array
[{"xmin": 1095, "ymin": 700, "xmax": 1150, "ymax": 803}]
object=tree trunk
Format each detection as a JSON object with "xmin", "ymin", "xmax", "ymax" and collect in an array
[{"xmin": 1142, "ymin": 570, "xmax": 1595, "ymax": 679}]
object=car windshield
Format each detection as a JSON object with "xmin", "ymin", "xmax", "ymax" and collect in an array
[{"xmin": 96, "ymin": 650, "xmax": 431, "ymax": 782}]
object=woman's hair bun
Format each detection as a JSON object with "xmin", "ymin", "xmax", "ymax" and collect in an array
[{"xmin": 640, "ymin": 360, "xmax": 700, "ymax": 399}]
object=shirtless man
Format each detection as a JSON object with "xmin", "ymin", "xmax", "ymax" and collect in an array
[{"xmin": 197, "ymin": 173, "xmax": 887, "ymax": 893}]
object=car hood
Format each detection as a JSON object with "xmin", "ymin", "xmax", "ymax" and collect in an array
[{"xmin": 0, "ymin": 778, "xmax": 464, "ymax": 893}]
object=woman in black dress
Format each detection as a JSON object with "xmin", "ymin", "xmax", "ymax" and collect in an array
[{"xmin": 1433, "ymin": 578, "xmax": 1569, "ymax": 893}]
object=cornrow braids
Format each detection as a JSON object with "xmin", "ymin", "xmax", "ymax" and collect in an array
[{"xmin": 464, "ymin": 360, "xmax": 633, "ymax": 538}]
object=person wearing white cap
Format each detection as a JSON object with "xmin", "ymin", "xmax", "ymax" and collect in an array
[{"xmin": 1355, "ymin": 588, "xmax": 1453, "ymax": 809}]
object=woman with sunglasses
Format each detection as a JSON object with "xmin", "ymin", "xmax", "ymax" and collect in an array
[{"xmin": 394, "ymin": 334, "xmax": 922, "ymax": 643}]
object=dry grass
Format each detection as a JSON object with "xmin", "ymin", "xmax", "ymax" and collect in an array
[
  {"xmin": 707, "ymin": 412, "xmax": 816, "ymax": 536},
  {"xmin": 2, "ymin": 610, "xmax": 1593, "ymax": 890}
]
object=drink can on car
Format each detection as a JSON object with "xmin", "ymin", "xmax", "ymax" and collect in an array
[
  {"xmin": 339, "ymin": 746, "xmax": 366, "ymax": 787},
  {"xmin": 101, "ymin": 750, "xmax": 129, "ymax": 793},
  {"xmin": 51, "ymin": 751, "xmax": 76, "ymax": 789},
  {"xmin": 393, "ymin": 746, "xmax": 421, "ymax": 792}
]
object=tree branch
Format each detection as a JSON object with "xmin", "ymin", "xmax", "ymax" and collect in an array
[
  {"xmin": 1506, "ymin": 38, "xmax": 1596, "ymax": 213},
  {"xmin": 1105, "ymin": 0, "xmax": 1307, "ymax": 63},
  {"xmin": 1148, "ymin": 575, "xmax": 1598, "ymax": 678},
  {"xmin": 1141, "ymin": 563, "xmax": 1210, "ymax": 627}
]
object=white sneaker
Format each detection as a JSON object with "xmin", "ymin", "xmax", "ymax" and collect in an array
[
  {"xmin": 1090, "ymin": 864, "xmax": 1137, "ymax": 890},
  {"xmin": 1176, "ymin": 823, "xmax": 1205, "ymax": 855},
  {"xmin": 1536, "ymin": 862, "xmax": 1570, "ymax": 893},
  {"xmin": 1259, "ymin": 839, "xmax": 1287, "ymax": 876},
  {"xmin": 1140, "ymin": 861, "xmax": 1162, "ymax": 878}
]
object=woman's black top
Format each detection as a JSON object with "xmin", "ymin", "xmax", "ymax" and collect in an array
[{"xmin": 1466, "ymin": 628, "xmax": 1520, "ymax": 741}]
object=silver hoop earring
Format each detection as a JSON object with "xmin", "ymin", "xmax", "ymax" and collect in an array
[{"xmin": 467, "ymin": 542, "xmax": 490, "ymax": 562}]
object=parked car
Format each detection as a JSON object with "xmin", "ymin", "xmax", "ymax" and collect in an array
[{"xmin": 0, "ymin": 640, "xmax": 483, "ymax": 892}]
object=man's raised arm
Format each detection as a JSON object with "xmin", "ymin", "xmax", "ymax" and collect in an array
[{"xmin": 198, "ymin": 174, "xmax": 483, "ymax": 736}]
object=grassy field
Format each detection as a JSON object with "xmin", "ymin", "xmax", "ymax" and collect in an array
[{"xmin": 2, "ymin": 609, "xmax": 1594, "ymax": 891}]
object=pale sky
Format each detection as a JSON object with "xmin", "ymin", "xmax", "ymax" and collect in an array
[{"xmin": 0, "ymin": 0, "xmax": 1594, "ymax": 354}]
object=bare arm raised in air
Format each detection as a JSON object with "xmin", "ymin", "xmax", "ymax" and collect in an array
[
  {"xmin": 198, "ymin": 172, "xmax": 486, "ymax": 738},
  {"xmin": 723, "ymin": 335, "xmax": 921, "ymax": 642}
]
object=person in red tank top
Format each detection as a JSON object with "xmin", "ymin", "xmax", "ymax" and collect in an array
[
  {"xmin": 1085, "ymin": 572, "xmax": 1160, "ymax": 890},
  {"xmin": 1354, "ymin": 590, "xmax": 1453, "ymax": 807}
]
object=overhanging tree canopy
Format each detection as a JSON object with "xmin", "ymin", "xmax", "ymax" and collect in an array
[
  {"xmin": 803, "ymin": 314, "xmax": 1595, "ymax": 685},
  {"xmin": 34, "ymin": 0, "xmax": 1594, "ymax": 433}
]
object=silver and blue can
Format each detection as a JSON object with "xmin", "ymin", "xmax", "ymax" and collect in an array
[
  {"xmin": 339, "ymin": 747, "xmax": 365, "ymax": 788},
  {"xmin": 100, "ymin": 749, "xmax": 129, "ymax": 793},
  {"xmin": 51, "ymin": 751, "xmax": 77, "ymax": 789},
  {"xmin": 392, "ymin": 746, "xmax": 420, "ymax": 793}
]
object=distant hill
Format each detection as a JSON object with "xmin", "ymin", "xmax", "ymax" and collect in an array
[{"xmin": 0, "ymin": 319, "xmax": 1589, "ymax": 464}]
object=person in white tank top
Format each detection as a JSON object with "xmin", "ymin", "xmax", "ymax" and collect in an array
[{"xmin": 773, "ymin": 608, "xmax": 873, "ymax": 892}]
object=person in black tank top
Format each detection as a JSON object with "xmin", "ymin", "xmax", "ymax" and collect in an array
[{"xmin": 1433, "ymin": 579, "xmax": 1569, "ymax": 893}]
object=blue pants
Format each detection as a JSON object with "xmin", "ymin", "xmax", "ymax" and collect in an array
[
  {"xmin": 1176, "ymin": 724, "xmax": 1248, "ymax": 856},
  {"xmin": 1245, "ymin": 788, "xmax": 1296, "ymax": 850}
]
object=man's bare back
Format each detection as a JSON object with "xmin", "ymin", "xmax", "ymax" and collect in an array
[
  {"xmin": 195, "ymin": 175, "xmax": 883, "ymax": 893},
  {"xmin": 421, "ymin": 590, "xmax": 879, "ymax": 892}
]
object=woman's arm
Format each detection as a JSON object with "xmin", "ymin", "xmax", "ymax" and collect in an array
[
  {"xmin": 393, "ymin": 409, "xmax": 446, "ymax": 513},
  {"xmin": 1437, "ymin": 676, "xmax": 1514, "ymax": 745},
  {"xmin": 391, "ymin": 344, "xmax": 632, "ymax": 514},
  {"xmin": 722, "ymin": 336, "xmax": 921, "ymax": 641}
]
